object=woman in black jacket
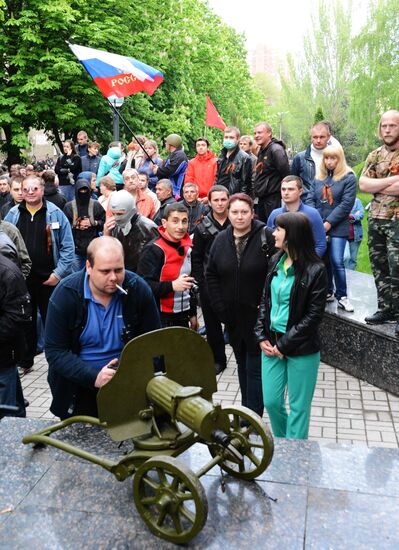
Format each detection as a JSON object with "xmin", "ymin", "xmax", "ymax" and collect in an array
[
  {"xmin": 55, "ymin": 140, "xmax": 82, "ymax": 202},
  {"xmin": 206, "ymin": 193, "xmax": 275, "ymax": 417},
  {"xmin": 254, "ymin": 212, "xmax": 327, "ymax": 439}
]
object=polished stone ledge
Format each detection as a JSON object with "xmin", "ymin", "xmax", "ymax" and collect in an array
[
  {"xmin": 320, "ymin": 270, "xmax": 399, "ymax": 396},
  {"xmin": 1, "ymin": 418, "xmax": 399, "ymax": 549}
]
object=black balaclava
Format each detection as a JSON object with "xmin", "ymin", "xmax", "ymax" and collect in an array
[{"xmin": 74, "ymin": 178, "xmax": 91, "ymax": 218}]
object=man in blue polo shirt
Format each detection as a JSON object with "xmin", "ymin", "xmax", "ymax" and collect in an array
[
  {"xmin": 45, "ymin": 236, "xmax": 161, "ymax": 419},
  {"xmin": 267, "ymin": 175, "xmax": 327, "ymax": 258}
]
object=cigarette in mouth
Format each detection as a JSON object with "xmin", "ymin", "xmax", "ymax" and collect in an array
[{"xmin": 116, "ymin": 284, "xmax": 128, "ymax": 295}]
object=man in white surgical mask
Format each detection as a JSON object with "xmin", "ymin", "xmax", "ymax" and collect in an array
[{"xmin": 214, "ymin": 126, "xmax": 253, "ymax": 197}]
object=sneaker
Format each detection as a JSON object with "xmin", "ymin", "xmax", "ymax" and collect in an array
[
  {"xmin": 18, "ymin": 366, "xmax": 33, "ymax": 377},
  {"xmin": 365, "ymin": 310, "xmax": 395, "ymax": 325},
  {"xmin": 326, "ymin": 293, "xmax": 335, "ymax": 302},
  {"xmin": 337, "ymin": 296, "xmax": 354, "ymax": 312}
]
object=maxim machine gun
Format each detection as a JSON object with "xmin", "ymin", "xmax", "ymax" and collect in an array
[{"xmin": 23, "ymin": 328, "xmax": 274, "ymax": 544}]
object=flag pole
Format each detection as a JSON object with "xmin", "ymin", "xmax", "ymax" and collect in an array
[{"xmin": 107, "ymin": 100, "xmax": 153, "ymax": 163}]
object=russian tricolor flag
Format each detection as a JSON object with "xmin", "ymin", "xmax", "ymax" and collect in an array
[{"xmin": 69, "ymin": 43, "xmax": 164, "ymax": 100}]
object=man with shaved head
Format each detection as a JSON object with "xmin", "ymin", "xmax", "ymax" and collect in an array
[
  {"xmin": 359, "ymin": 110, "xmax": 399, "ymax": 335},
  {"xmin": 253, "ymin": 121, "xmax": 290, "ymax": 222},
  {"xmin": 45, "ymin": 235, "xmax": 161, "ymax": 419}
]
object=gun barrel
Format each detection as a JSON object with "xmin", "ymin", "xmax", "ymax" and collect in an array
[{"xmin": 146, "ymin": 375, "xmax": 230, "ymax": 439}]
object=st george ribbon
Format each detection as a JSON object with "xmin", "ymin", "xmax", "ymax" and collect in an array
[{"xmin": 68, "ymin": 43, "xmax": 164, "ymax": 100}]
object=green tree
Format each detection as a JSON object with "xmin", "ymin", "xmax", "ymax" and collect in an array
[
  {"xmin": 350, "ymin": 0, "xmax": 399, "ymax": 155},
  {"xmin": 279, "ymin": 1, "xmax": 354, "ymax": 154},
  {"xmin": 0, "ymin": 0, "xmax": 267, "ymax": 164},
  {"xmin": 314, "ymin": 107, "xmax": 325, "ymax": 124}
]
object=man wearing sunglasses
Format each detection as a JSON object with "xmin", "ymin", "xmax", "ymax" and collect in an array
[{"xmin": 5, "ymin": 175, "xmax": 74, "ymax": 375}]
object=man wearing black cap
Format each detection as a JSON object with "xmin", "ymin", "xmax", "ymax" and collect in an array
[{"xmin": 153, "ymin": 134, "xmax": 188, "ymax": 198}]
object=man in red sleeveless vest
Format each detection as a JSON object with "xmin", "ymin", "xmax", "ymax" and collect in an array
[{"xmin": 137, "ymin": 202, "xmax": 198, "ymax": 330}]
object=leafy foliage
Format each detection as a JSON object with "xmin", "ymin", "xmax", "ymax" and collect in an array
[
  {"xmin": 277, "ymin": 0, "xmax": 399, "ymax": 165},
  {"xmin": 0, "ymin": 0, "xmax": 268, "ymax": 163},
  {"xmin": 350, "ymin": 0, "xmax": 399, "ymax": 152},
  {"xmin": 279, "ymin": 1, "xmax": 354, "ymax": 155}
]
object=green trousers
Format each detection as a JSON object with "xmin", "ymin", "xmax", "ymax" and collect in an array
[{"xmin": 261, "ymin": 352, "xmax": 320, "ymax": 439}]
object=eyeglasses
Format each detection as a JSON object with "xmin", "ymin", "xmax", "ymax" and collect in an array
[{"xmin": 22, "ymin": 187, "xmax": 41, "ymax": 193}]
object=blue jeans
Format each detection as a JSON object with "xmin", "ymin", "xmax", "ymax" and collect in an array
[
  {"xmin": 344, "ymin": 240, "xmax": 361, "ymax": 271},
  {"xmin": 72, "ymin": 254, "xmax": 87, "ymax": 273},
  {"xmin": 327, "ymin": 237, "xmax": 348, "ymax": 299},
  {"xmin": 36, "ymin": 309, "xmax": 44, "ymax": 353},
  {"xmin": 59, "ymin": 185, "xmax": 75, "ymax": 202},
  {"xmin": 0, "ymin": 366, "xmax": 26, "ymax": 417}
]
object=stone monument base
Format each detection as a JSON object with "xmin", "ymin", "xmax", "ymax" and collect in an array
[
  {"xmin": 320, "ymin": 270, "xmax": 399, "ymax": 396},
  {"xmin": 1, "ymin": 418, "xmax": 399, "ymax": 549}
]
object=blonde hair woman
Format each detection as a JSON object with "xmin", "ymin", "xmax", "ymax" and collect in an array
[
  {"xmin": 140, "ymin": 140, "xmax": 163, "ymax": 190},
  {"xmin": 306, "ymin": 145, "xmax": 357, "ymax": 312}
]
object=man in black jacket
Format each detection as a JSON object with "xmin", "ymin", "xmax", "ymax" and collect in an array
[
  {"xmin": 215, "ymin": 126, "xmax": 252, "ymax": 196},
  {"xmin": 253, "ymin": 122, "xmax": 290, "ymax": 222},
  {"xmin": 0, "ymin": 253, "xmax": 32, "ymax": 417},
  {"xmin": 180, "ymin": 183, "xmax": 207, "ymax": 234},
  {"xmin": 192, "ymin": 185, "xmax": 230, "ymax": 373},
  {"xmin": 153, "ymin": 179, "xmax": 176, "ymax": 226},
  {"xmin": 76, "ymin": 130, "xmax": 89, "ymax": 158},
  {"xmin": 0, "ymin": 175, "xmax": 11, "ymax": 209},
  {"xmin": 0, "ymin": 175, "xmax": 24, "ymax": 218},
  {"xmin": 42, "ymin": 170, "xmax": 67, "ymax": 210},
  {"xmin": 46, "ymin": 236, "xmax": 161, "ymax": 419}
]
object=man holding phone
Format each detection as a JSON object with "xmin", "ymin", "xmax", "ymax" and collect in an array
[{"xmin": 45, "ymin": 236, "xmax": 161, "ymax": 419}]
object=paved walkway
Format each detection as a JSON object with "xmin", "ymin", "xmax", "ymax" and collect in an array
[{"xmin": 22, "ymin": 348, "xmax": 399, "ymax": 448}]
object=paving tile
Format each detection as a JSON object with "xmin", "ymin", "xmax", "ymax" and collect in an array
[
  {"xmin": 381, "ymin": 432, "xmax": 398, "ymax": 443},
  {"xmin": 310, "ymin": 417, "xmax": 337, "ymax": 425},
  {"xmin": 368, "ymin": 441, "xmax": 399, "ymax": 448},
  {"xmin": 323, "ymin": 407, "xmax": 337, "ymax": 418},
  {"xmin": 322, "ymin": 427, "xmax": 338, "ymax": 438},
  {"xmin": 23, "ymin": 351, "xmax": 399, "ymax": 449},
  {"xmin": 367, "ymin": 431, "xmax": 382, "ymax": 442},
  {"xmin": 349, "ymin": 400, "xmax": 363, "ymax": 409},
  {"xmin": 350, "ymin": 419, "xmax": 366, "ymax": 430},
  {"xmin": 365, "ymin": 420, "xmax": 395, "ymax": 429}
]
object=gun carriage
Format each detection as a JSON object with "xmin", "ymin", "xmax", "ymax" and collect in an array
[{"xmin": 23, "ymin": 328, "xmax": 274, "ymax": 543}]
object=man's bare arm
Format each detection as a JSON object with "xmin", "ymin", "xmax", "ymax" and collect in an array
[
  {"xmin": 359, "ymin": 174, "xmax": 399, "ymax": 193},
  {"xmin": 380, "ymin": 181, "xmax": 399, "ymax": 195}
]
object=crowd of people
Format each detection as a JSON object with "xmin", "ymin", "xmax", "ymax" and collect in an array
[{"xmin": 1, "ymin": 110, "xmax": 398, "ymax": 440}]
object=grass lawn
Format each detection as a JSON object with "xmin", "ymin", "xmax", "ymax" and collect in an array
[
  {"xmin": 352, "ymin": 162, "xmax": 372, "ymax": 275},
  {"xmin": 356, "ymin": 190, "xmax": 373, "ymax": 275}
]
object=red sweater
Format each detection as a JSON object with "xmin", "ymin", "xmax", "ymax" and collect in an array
[{"xmin": 185, "ymin": 151, "xmax": 217, "ymax": 199}]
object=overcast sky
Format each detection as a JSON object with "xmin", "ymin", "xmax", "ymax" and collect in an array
[{"xmin": 208, "ymin": 0, "xmax": 366, "ymax": 54}]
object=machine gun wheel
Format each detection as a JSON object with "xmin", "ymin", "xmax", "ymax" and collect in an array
[
  {"xmin": 133, "ymin": 455, "xmax": 208, "ymax": 544},
  {"xmin": 208, "ymin": 405, "xmax": 274, "ymax": 480}
]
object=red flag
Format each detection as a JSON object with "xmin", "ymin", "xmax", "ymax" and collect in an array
[{"xmin": 205, "ymin": 96, "xmax": 226, "ymax": 130}]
